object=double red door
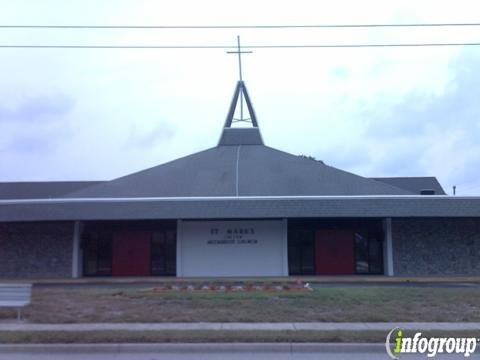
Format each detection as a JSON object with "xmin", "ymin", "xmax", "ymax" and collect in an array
[
  {"xmin": 315, "ymin": 230, "xmax": 355, "ymax": 275},
  {"xmin": 112, "ymin": 232, "xmax": 151, "ymax": 276}
]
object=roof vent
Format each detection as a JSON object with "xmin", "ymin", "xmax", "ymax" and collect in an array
[{"xmin": 420, "ymin": 189, "xmax": 436, "ymax": 195}]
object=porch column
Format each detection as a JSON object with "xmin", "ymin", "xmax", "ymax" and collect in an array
[
  {"xmin": 282, "ymin": 218, "xmax": 289, "ymax": 276},
  {"xmin": 383, "ymin": 218, "xmax": 394, "ymax": 276},
  {"xmin": 176, "ymin": 219, "xmax": 183, "ymax": 277},
  {"xmin": 72, "ymin": 221, "xmax": 82, "ymax": 278}
]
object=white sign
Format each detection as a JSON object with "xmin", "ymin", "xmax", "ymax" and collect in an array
[{"xmin": 178, "ymin": 220, "xmax": 287, "ymax": 277}]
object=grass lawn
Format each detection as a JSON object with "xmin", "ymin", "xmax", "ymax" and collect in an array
[
  {"xmin": 1, "ymin": 286, "xmax": 479, "ymax": 323},
  {"xmin": 0, "ymin": 330, "xmax": 479, "ymax": 344}
]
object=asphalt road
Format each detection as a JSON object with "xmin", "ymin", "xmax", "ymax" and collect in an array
[{"xmin": 1, "ymin": 344, "xmax": 478, "ymax": 359}]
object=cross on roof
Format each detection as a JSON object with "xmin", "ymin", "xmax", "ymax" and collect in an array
[
  {"xmin": 227, "ymin": 35, "xmax": 252, "ymax": 82},
  {"xmin": 225, "ymin": 36, "xmax": 256, "ymax": 125}
]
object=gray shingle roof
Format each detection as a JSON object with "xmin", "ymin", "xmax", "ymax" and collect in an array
[
  {"xmin": 64, "ymin": 141, "xmax": 414, "ymax": 198},
  {"xmin": 0, "ymin": 181, "xmax": 104, "ymax": 199},
  {"xmin": 372, "ymin": 177, "xmax": 446, "ymax": 195},
  {"xmin": 1, "ymin": 196, "xmax": 479, "ymax": 221},
  {"xmin": 2, "ymin": 80, "xmax": 471, "ymax": 222}
]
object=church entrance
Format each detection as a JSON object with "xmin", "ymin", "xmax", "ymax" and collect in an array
[
  {"xmin": 112, "ymin": 231, "xmax": 151, "ymax": 276},
  {"xmin": 82, "ymin": 220, "xmax": 176, "ymax": 277},
  {"xmin": 288, "ymin": 219, "xmax": 384, "ymax": 276},
  {"xmin": 314, "ymin": 230, "xmax": 355, "ymax": 275}
]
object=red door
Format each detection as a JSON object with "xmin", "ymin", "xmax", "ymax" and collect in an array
[
  {"xmin": 112, "ymin": 232, "xmax": 151, "ymax": 276},
  {"xmin": 315, "ymin": 230, "xmax": 355, "ymax": 275}
]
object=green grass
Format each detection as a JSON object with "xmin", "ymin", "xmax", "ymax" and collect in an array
[
  {"xmin": 0, "ymin": 330, "xmax": 478, "ymax": 344},
  {"xmin": 1, "ymin": 286, "xmax": 479, "ymax": 323}
]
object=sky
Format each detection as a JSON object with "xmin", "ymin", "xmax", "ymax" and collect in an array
[{"xmin": 0, "ymin": 0, "xmax": 479, "ymax": 195}]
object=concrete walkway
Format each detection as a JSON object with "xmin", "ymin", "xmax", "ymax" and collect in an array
[
  {"xmin": 0, "ymin": 343, "xmax": 426, "ymax": 360},
  {"xmin": 1, "ymin": 322, "xmax": 479, "ymax": 332}
]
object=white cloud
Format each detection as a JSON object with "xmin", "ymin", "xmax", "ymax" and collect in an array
[{"xmin": 0, "ymin": 0, "xmax": 479, "ymax": 194}]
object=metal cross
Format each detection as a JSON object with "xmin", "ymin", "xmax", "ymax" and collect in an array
[
  {"xmin": 227, "ymin": 36, "xmax": 252, "ymax": 82},
  {"xmin": 227, "ymin": 36, "xmax": 252, "ymax": 121}
]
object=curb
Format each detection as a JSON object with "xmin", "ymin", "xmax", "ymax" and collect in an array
[{"xmin": 1, "ymin": 322, "xmax": 479, "ymax": 332}]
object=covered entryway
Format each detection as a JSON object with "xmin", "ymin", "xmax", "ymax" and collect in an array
[
  {"xmin": 82, "ymin": 220, "xmax": 177, "ymax": 277},
  {"xmin": 288, "ymin": 219, "xmax": 384, "ymax": 276}
]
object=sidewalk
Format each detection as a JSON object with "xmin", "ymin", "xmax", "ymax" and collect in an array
[
  {"xmin": 0, "ymin": 343, "xmax": 392, "ymax": 360},
  {"xmin": 1, "ymin": 322, "xmax": 479, "ymax": 332}
]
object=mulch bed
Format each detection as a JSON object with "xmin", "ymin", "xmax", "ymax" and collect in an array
[{"xmin": 151, "ymin": 280, "xmax": 312, "ymax": 293}]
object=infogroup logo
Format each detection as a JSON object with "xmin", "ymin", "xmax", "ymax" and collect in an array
[{"xmin": 385, "ymin": 328, "xmax": 478, "ymax": 359}]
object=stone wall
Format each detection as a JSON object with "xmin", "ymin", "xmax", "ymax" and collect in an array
[
  {"xmin": 392, "ymin": 218, "xmax": 480, "ymax": 276},
  {"xmin": 0, "ymin": 222, "xmax": 73, "ymax": 278}
]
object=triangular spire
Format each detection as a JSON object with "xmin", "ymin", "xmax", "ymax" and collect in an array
[
  {"xmin": 218, "ymin": 81, "xmax": 263, "ymax": 146},
  {"xmin": 223, "ymin": 80, "xmax": 258, "ymax": 128},
  {"xmin": 218, "ymin": 37, "xmax": 263, "ymax": 146}
]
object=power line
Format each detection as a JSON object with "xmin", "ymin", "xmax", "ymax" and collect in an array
[
  {"xmin": 1, "ymin": 22, "xmax": 480, "ymax": 29},
  {"xmin": 1, "ymin": 42, "xmax": 480, "ymax": 49}
]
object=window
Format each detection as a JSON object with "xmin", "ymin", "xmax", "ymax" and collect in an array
[
  {"xmin": 83, "ymin": 232, "xmax": 112, "ymax": 276},
  {"xmin": 288, "ymin": 228, "xmax": 315, "ymax": 275},
  {"xmin": 355, "ymin": 232, "xmax": 383, "ymax": 274},
  {"xmin": 151, "ymin": 230, "xmax": 176, "ymax": 276}
]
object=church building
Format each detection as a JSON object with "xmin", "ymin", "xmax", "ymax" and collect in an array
[{"xmin": 1, "ymin": 80, "xmax": 479, "ymax": 279}]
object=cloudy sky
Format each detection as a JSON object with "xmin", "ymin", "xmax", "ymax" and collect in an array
[{"xmin": 1, "ymin": 0, "xmax": 479, "ymax": 195}]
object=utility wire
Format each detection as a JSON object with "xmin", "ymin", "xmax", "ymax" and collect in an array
[
  {"xmin": 1, "ymin": 42, "xmax": 480, "ymax": 49},
  {"xmin": 1, "ymin": 23, "xmax": 480, "ymax": 29}
]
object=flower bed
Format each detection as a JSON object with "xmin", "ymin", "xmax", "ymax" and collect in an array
[{"xmin": 152, "ymin": 280, "xmax": 312, "ymax": 292}]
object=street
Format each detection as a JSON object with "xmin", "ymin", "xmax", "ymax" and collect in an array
[{"xmin": 1, "ymin": 343, "xmax": 478, "ymax": 359}]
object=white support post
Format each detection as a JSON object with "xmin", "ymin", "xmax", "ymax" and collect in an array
[
  {"xmin": 282, "ymin": 218, "xmax": 289, "ymax": 276},
  {"xmin": 176, "ymin": 219, "xmax": 183, "ymax": 278},
  {"xmin": 72, "ymin": 221, "xmax": 82, "ymax": 279},
  {"xmin": 383, "ymin": 218, "xmax": 394, "ymax": 276}
]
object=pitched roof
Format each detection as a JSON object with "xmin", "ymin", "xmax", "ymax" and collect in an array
[
  {"xmin": 64, "ymin": 79, "xmax": 414, "ymax": 199},
  {"xmin": 0, "ymin": 181, "xmax": 104, "ymax": 200},
  {"xmin": 2, "ymin": 80, "xmax": 464, "ymax": 224},
  {"xmin": 1, "ymin": 80, "xmax": 478, "ymax": 222},
  {"xmin": 64, "ymin": 143, "xmax": 413, "ymax": 198},
  {"xmin": 372, "ymin": 177, "xmax": 446, "ymax": 195}
]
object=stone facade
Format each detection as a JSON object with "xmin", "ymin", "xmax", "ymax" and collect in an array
[
  {"xmin": 392, "ymin": 218, "xmax": 480, "ymax": 276},
  {"xmin": 1, "ymin": 218, "xmax": 480, "ymax": 278},
  {"xmin": 0, "ymin": 222, "xmax": 73, "ymax": 278}
]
